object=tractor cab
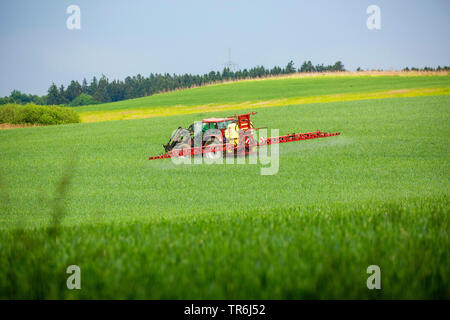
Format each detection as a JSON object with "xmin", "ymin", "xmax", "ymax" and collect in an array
[
  {"xmin": 163, "ymin": 112, "xmax": 258, "ymax": 153},
  {"xmin": 201, "ymin": 117, "xmax": 235, "ymax": 133},
  {"xmin": 187, "ymin": 117, "xmax": 235, "ymax": 139},
  {"xmin": 199, "ymin": 112, "xmax": 257, "ymax": 133},
  {"xmin": 187, "ymin": 118, "xmax": 234, "ymax": 139}
]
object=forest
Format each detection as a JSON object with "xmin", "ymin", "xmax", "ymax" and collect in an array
[{"xmin": 1, "ymin": 60, "xmax": 345, "ymax": 106}]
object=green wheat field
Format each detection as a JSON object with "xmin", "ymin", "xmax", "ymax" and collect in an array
[{"xmin": 0, "ymin": 74, "xmax": 449, "ymax": 299}]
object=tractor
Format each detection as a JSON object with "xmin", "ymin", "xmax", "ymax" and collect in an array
[
  {"xmin": 149, "ymin": 111, "xmax": 340, "ymax": 160},
  {"xmin": 162, "ymin": 112, "xmax": 259, "ymax": 158}
]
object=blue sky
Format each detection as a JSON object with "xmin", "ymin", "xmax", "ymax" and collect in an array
[{"xmin": 0, "ymin": 0, "xmax": 449, "ymax": 96}]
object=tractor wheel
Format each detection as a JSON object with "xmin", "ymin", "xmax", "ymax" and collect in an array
[{"xmin": 204, "ymin": 138, "xmax": 222, "ymax": 160}]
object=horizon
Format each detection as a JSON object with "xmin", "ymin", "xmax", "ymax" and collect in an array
[{"xmin": 1, "ymin": 0, "xmax": 449, "ymax": 96}]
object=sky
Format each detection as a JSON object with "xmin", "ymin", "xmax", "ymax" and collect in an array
[{"xmin": 0, "ymin": 0, "xmax": 449, "ymax": 96}]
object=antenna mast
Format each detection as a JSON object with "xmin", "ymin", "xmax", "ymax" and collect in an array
[{"xmin": 222, "ymin": 48, "xmax": 239, "ymax": 71}]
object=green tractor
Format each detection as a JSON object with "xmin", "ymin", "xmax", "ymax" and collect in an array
[{"xmin": 163, "ymin": 116, "xmax": 240, "ymax": 154}]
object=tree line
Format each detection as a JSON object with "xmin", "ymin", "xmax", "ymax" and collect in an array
[
  {"xmin": 3, "ymin": 61, "xmax": 445, "ymax": 107},
  {"xmin": 0, "ymin": 60, "xmax": 348, "ymax": 106}
]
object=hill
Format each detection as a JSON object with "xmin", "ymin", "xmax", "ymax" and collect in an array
[{"xmin": 76, "ymin": 72, "xmax": 450, "ymax": 122}]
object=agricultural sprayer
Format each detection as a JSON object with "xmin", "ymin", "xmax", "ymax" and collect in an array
[{"xmin": 148, "ymin": 112, "xmax": 340, "ymax": 160}]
